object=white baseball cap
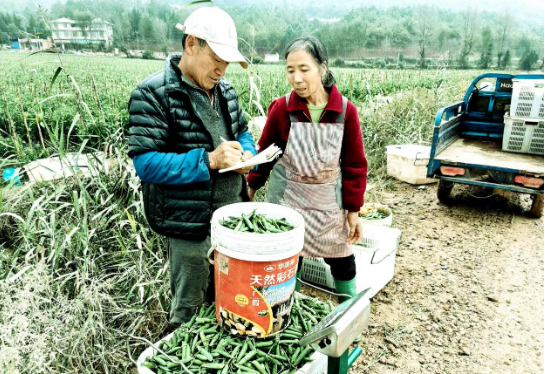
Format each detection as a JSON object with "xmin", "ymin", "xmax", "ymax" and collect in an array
[{"xmin": 175, "ymin": 7, "xmax": 248, "ymax": 69}]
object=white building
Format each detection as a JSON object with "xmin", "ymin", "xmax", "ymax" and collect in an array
[
  {"xmin": 264, "ymin": 53, "xmax": 279, "ymax": 62},
  {"xmin": 17, "ymin": 38, "xmax": 52, "ymax": 51},
  {"xmin": 50, "ymin": 17, "xmax": 113, "ymax": 48}
]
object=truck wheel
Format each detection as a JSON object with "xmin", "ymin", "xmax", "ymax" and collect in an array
[
  {"xmin": 437, "ymin": 179, "xmax": 454, "ymax": 203},
  {"xmin": 529, "ymin": 194, "xmax": 544, "ymax": 218}
]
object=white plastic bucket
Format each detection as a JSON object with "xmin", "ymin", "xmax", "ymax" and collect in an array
[{"xmin": 210, "ymin": 202, "xmax": 305, "ymax": 338}]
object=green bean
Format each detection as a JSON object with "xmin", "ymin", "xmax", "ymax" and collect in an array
[
  {"xmin": 214, "ymin": 349, "xmax": 233, "ymax": 359},
  {"xmin": 235, "ymin": 364, "xmax": 260, "ymax": 374},
  {"xmin": 197, "ymin": 347, "xmax": 213, "ymax": 361},
  {"xmin": 255, "ymin": 340, "xmax": 274, "ymax": 348},
  {"xmin": 252, "ymin": 360, "xmax": 268, "ymax": 374},
  {"xmin": 242, "ymin": 213, "xmax": 254, "ymax": 231},
  {"xmin": 237, "ymin": 341, "xmax": 248, "ymax": 361},
  {"xmin": 153, "ymin": 355, "xmax": 167, "ymax": 366},
  {"xmin": 268, "ymin": 354, "xmax": 287, "ymax": 362},
  {"xmin": 141, "ymin": 362, "xmax": 156, "ymax": 369},
  {"xmin": 278, "ymin": 339, "xmax": 299, "ymax": 345},
  {"xmin": 267, "ymin": 356, "xmax": 283, "ymax": 366},
  {"xmin": 203, "ymin": 362, "xmax": 226, "ymax": 369},
  {"xmin": 293, "ymin": 346, "xmax": 313, "ymax": 366},
  {"xmin": 238, "ymin": 351, "xmax": 257, "ymax": 365},
  {"xmin": 221, "ymin": 363, "xmax": 230, "ymax": 374},
  {"xmin": 279, "ymin": 332, "xmax": 301, "ymax": 339}
]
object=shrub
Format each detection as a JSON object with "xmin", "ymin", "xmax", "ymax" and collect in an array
[
  {"xmin": 332, "ymin": 58, "xmax": 346, "ymax": 67},
  {"xmin": 142, "ymin": 49, "xmax": 154, "ymax": 60},
  {"xmin": 374, "ymin": 59, "xmax": 386, "ymax": 68}
]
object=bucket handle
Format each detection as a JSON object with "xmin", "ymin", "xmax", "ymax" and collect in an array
[{"xmin": 207, "ymin": 246, "xmax": 216, "ymax": 265}]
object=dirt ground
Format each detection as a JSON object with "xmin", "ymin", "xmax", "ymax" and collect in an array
[{"xmin": 302, "ymin": 180, "xmax": 544, "ymax": 374}]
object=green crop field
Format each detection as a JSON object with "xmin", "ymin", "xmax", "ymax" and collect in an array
[{"xmin": 0, "ymin": 51, "xmax": 484, "ymax": 374}]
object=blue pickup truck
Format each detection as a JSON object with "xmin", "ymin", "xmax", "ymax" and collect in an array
[{"xmin": 426, "ymin": 73, "xmax": 544, "ymax": 217}]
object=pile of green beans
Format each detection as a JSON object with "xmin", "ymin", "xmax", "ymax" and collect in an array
[
  {"xmin": 142, "ymin": 296, "xmax": 332, "ymax": 374},
  {"xmin": 358, "ymin": 209, "xmax": 389, "ymax": 220},
  {"xmin": 219, "ymin": 210, "xmax": 294, "ymax": 233}
]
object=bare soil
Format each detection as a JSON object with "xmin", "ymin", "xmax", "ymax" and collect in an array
[{"xmin": 302, "ymin": 181, "xmax": 544, "ymax": 374}]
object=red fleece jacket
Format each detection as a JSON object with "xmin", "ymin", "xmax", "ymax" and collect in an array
[{"xmin": 246, "ymin": 85, "xmax": 367, "ymax": 211}]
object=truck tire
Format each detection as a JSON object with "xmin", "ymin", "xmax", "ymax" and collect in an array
[
  {"xmin": 437, "ymin": 179, "xmax": 454, "ymax": 203},
  {"xmin": 529, "ymin": 194, "xmax": 544, "ymax": 218}
]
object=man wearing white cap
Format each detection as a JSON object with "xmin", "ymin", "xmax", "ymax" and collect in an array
[{"xmin": 128, "ymin": 7, "xmax": 256, "ymax": 325}]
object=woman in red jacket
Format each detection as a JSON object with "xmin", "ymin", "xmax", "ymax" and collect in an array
[{"xmin": 247, "ymin": 36, "xmax": 367, "ymax": 301}]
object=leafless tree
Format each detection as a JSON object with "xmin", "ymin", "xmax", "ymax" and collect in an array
[
  {"xmin": 496, "ymin": 12, "xmax": 514, "ymax": 68},
  {"xmin": 458, "ymin": 8, "xmax": 479, "ymax": 68},
  {"xmin": 414, "ymin": 6, "xmax": 437, "ymax": 68}
]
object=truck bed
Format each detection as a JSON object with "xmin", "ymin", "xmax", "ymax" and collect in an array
[{"xmin": 435, "ymin": 138, "xmax": 544, "ymax": 175}]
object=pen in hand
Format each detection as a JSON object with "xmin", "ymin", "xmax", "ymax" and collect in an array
[{"xmin": 220, "ymin": 136, "xmax": 245, "ymax": 162}]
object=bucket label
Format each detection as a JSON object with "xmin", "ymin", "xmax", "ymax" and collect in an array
[{"xmin": 215, "ymin": 251, "xmax": 299, "ymax": 338}]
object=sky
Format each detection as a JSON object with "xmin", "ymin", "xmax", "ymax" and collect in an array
[{"xmin": 1, "ymin": 0, "xmax": 544, "ymax": 25}]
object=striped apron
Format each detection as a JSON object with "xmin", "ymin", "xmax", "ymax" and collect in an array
[{"xmin": 266, "ymin": 93, "xmax": 352, "ymax": 258}]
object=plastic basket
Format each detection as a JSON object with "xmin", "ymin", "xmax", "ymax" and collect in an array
[
  {"xmin": 502, "ymin": 115, "xmax": 544, "ymax": 155},
  {"xmin": 300, "ymin": 257, "xmax": 336, "ymax": 289},
  {"xmin": 138, "ymin": 339, "xmax": 326, "ymax": 374},
  {"xmin": 358, "ymin": 202, "xmax": 393, "ymax": 227},
  {"xmin": 510, "ymin": 79, "xmax": 544, "ymax": 119},
  {"xmin": 137, "ymin": 315, "xmax": 327, "ymax": 374},
  {"xmin": 300, "ymin": 225, "xmax": 402, "ymax": 297}
]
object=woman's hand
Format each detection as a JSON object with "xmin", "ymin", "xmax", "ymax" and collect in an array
[
  {"xmin": 347, "ymin": 211, "xmax": 362, "ymax": 244},
  {"xmin": 248, "ymin": 187, "xmax": 257, "ymax": 201}
]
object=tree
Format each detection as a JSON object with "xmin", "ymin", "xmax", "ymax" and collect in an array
[
  {"xmin": 458, "ymin": 8, "xmax": 479, "ymax": 69},
  {"xmin": 139, "ymin": 15, "xmax": 156, "ymax": 43},
  {"xmin": 11, "ymin": 13, "xmax": 22, "ymax": 30},
  {"xmin": 500, "ymin": 50, "xmax": 511, "ymax": 68},
  {"xmin": 74, "ymin": 11, "xmax": 93, "ymax": 37},
  {"xmin": 516, "ymin": 34, "xmax": 533, "ymax": 57},
  {"xmin": 128, "ymin": 8, "xmax": 141, "ymax": 40},
  {"xmin": 413, "ymin": 7, "xmax": 436, "ymax": 68},
  {"xmin": 388, "ymin": 23, "xmax": 411, "ymax": 50},
  {"xmin": 27, "ymin": 14, "xmax": 37, "ymax": 34},
  {"xmin": 519, "ymin": 49, "xmax": 538, "ymax": 71},
  {"xmin": 479, "ymin": 27, "xmax": 493, "ymax": 69},
  {"xmin": 365, "ymin": 26, "xmax": 386, "ymax": 50},
  {"xmin": 496, "ymin": 12, "xmax": 513, "ymax": 68}
]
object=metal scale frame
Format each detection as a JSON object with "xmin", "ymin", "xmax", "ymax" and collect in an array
[{"xmin": 300, "ymin": 289, "xmax": 372, "ymax": 374}]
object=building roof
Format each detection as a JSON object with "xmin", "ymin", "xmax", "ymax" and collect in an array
[
  {"xmin": 51, "ymin": 17, "xmax": 111, "ymax": 26},
  {"xmin": 52, "ymin": 17, "xmax": 75, "ymax": 23}
]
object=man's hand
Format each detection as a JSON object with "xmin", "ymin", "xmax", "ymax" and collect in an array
[
  {"xmin": 208, "ymin": 141, "xmax": 244, "ymax": 170},
  {"xmin": 234, "ymin": 151, "xmax": 255, "ymax": 175},
  {"xmin": 347, "ymin": 211, "xmax": 362, "ymax": 244}
]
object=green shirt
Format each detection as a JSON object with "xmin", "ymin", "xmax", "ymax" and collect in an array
[{"xmin": 307, "ymin": 103, "xmax": 327, "ymax": 123}]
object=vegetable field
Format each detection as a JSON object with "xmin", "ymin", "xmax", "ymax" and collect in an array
[{"xmin": 0, "ymin": 51, "xmax": 489, "ymax": 374}]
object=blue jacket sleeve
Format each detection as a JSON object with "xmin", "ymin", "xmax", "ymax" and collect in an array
[
  {"xmin": 132, "ymin": 149, "xmax": 210, "ymax": 185},
  {"xmin": 237, "ymin": 131, "xmax": 257, "ymax": 156}
]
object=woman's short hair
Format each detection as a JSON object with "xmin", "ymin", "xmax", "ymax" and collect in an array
[{"xmin": 284, "ymin": 36, "xmax": 335, "ymax": 88}]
